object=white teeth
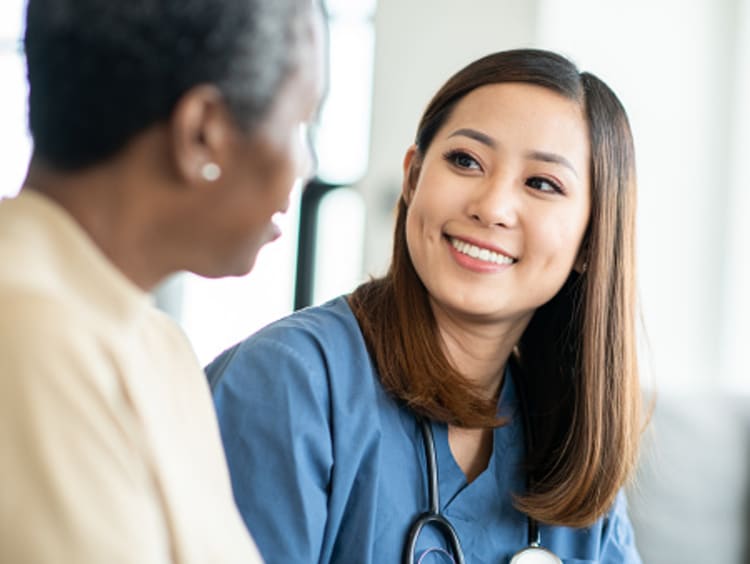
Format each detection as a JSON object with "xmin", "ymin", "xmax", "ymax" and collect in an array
[{"xmin": 450, "ymin": 237, "xmax": 515, "ymax": 265}]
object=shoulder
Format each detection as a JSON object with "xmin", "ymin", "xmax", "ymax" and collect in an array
[
  {"xmin": 0, "ymin": 284, "xmax": 171, "ymax": 411},
  {"xmin": 207, "ymin": 296, "xmax": 369, "ymax": 388},
  {"xmin": 206, "ymin": 296, "xmax": 389, "ymax": 432},
  {"xmin": 252, "ymin": 296, "xmax": 365, "ymax": 353},
  {"xmin": 0, "ymin": 290, "xmax": 135, "ymax": 467},
  {"xmin": 0, "ymin": 288, "xmax": 103, "ymax": 363},
  {"xmin": 599, "ymin": 490, "xmax": 642, "ymax": 563},
  {"xmin": 139, "ymin": 304, "xmax": 197, "ymax": 358}
]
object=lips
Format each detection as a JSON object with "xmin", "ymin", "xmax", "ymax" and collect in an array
[{"xmin": 447, "ymin": 236, "xmax": 517, "ymax": 266}]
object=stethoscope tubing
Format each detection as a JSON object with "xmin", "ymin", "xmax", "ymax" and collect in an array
[
  {"xmin": 403, "ymin": 419, "xmax": 465, "ymax": 564},
  {"xmin": 404, "ymin": 405, "xmax": 562, "ymax": 564}
]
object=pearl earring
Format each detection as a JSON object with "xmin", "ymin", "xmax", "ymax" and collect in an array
[{"xmin": 201, "ymin": 162, "xmax": 221, "ymax": 182}]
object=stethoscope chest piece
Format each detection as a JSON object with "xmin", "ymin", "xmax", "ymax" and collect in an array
[{"xmin": 509, "ymin": 545, "xmax": 563, "ymax": 564}]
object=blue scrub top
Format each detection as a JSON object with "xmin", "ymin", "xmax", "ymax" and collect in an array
[{"xmin": 207, "ymin": 297, "xmax": 642, "ymax": 564}]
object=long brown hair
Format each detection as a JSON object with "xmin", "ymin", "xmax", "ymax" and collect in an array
[{"xmin": 349, "ymin": 49, "xmax": 640, "ymax": 527}]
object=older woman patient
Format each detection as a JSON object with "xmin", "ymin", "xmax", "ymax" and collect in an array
[{"xmin": 0, "ymin": 1, "xmax": 325, "ymax": 562}]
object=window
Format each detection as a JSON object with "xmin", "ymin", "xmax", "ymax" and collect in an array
[{"xmin": 0, "ymin": 0, "xmax": 31, "ymax": 200}]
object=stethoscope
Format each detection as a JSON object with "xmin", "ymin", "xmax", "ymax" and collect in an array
[{"xmin": 403, "ymin": 391, "xmax": 562, "ymax": 563}]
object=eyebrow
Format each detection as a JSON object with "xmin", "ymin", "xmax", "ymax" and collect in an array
[
  {"xmin": 447, "ymin": 127, "xmax": 580, "ymax": 178},
  {"xmin": 524, "ymin": 150, "xmax": 579, "ymax": 178},
  {"xmin": 448, "ymin": 128, "xmax": 497, "ymax": 148}
]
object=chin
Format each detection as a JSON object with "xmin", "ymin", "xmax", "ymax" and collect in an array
[
  {"xmin": 196, "ymin": 253, "xmax": 259, "ymax": 279},
  {"xmin": 229, "ymin": 255, "xmax": 259, "ymax": 278},
  {"xmin": 434, "ymin": 291, "xmax": 522, "ymax": 322}
]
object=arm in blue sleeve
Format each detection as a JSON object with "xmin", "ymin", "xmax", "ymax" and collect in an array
[
  {"xmin": 207, "ymin": 335, "xmax": 333, "ymax": 564},
  {"xmin": 600, "ymin": 490, "xmax": 643, "ymax": 564}
]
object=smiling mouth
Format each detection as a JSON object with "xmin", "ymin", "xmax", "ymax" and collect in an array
[{"xmin": 448, "ymin": 236, "xmax": 517, "ymax": 266}]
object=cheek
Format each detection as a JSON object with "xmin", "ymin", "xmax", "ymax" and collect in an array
[
  {"xmin": 404, "ymin": 192, "xmax": 442, "ymax": 263},
  {"xmin": 404, "ymin": 197, "xmax": 438, "ymax": 282},
  {"xmin": 531, "ymin": 211, "xmax": 588, "ymax": 268},
  {"xmin": 407, "ymin": 176, "xmax": 456, "ymax": 230},
  {"xmin": 269, "ymin": 165, "xmax": 296, "ymax": 206},
  {"xmin": 270, "ymin": 131, "xmax": 310, "ymax": 201},
  {"xmin": 251, "ymin": 152, "xmax": 297, "ymax": 211},
  {"xmin": 404, "ymin": 204, "xmax": 420, "ymax": 260}
]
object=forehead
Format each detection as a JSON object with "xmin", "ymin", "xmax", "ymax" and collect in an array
[{"xmin": 438, "ymin": 82, "xmax": 590, "ymax": 163}]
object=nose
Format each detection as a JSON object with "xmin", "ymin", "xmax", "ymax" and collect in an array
[{"xmin": 466, "ymin": 173, "xmax": 519, "ymax": 228}]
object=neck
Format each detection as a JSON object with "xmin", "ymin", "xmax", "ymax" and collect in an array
[
  {"xmin": 430, "ymin": 299, "xmax": 532, "ymax": 399},
  {"xmin": 24, "ymin": 154, "xmax": 176, "ymax": 291}
]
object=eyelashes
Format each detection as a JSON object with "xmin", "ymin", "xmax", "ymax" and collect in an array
[
  {"xmin": 443, "ymin": 149, "xmax": 481, "ymax": 170},
  {"xmin": 442, "ymin": 149, "xmax": 566, "ymax": 195},
  {"xmin": 525, "ymin": 176, "xmax": 564, "ymax": 195}
]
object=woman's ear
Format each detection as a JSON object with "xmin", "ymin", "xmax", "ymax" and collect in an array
[
  {"xmin": 169, "ymin": 85, "xmax": 232, "ymax": 186},
  {"xmin": 573, "ymin": 240, "xmax": 589, "ymax": 274},
  {"xmin": 573, "ymin": 256, "xmax": 587, "ymax": 274},
  {"xmin": 401, "ymin": 144, "xmax": 421, "ymax": 205}
]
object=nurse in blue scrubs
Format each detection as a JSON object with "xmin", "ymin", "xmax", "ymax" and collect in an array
[{"xmin": 207, "ymin": 49, "xmax": 644, "ymax": 563}]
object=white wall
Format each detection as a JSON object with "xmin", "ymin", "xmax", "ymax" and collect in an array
[{"xmin": 722, "ymin": 0, "xmax": 750, "ymax": 391}]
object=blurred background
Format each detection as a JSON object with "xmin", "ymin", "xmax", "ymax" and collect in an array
[{"xmin": 1, "ymin": 0, "xmax": 748, "ymax": 561}]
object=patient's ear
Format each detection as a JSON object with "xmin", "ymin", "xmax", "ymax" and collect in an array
[
  {"xmin": 401, "ymin": 145, "xmax": 421, "ymax": 205},
  {"xmin": 169, "ymin": 85, "xmax": 232, "ymax": 186}
]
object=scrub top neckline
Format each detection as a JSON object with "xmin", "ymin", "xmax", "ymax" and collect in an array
[{"xmin": 431, "ymin": 368, "xmax": 521, "ymax": 514}]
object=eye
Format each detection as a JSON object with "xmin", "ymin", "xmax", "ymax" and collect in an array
[
  {"xmin": 443, "ymin": 150, "xmax": 482, "ymax": 171},
  {"xmin": 526, "ymin": 176, "xmax": 563, "ymax": 194}
]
